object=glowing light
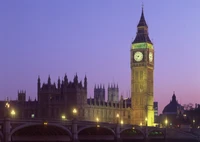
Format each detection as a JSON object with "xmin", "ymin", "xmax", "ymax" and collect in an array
[
  {"xmin": 165, "ymin": 119, "xmax": 168, "ymax": 125},
  {"xmin": 96, "ymin": 117, "xmax": 99, "ymax": 122},
  {"xmin": 5, "ymin": 102, "xmax": 10, "ymax": 108},
  {"xmin": 72, "ymin": 108, "xmax": 77, "ymax": 114},
  {"xmin": 43, "ymin": 122, "xmax": 48, "ymax": 125},
  {"xmin": 120, "ymin": 120, "xmax": 124, "ymax": 124},
  {"xmin": 132, "ymin": 43, "xmax": 153, "ymax": 49},
  {"xmin": 61, "ymin": 115, "xmax": 66, "ymax": 119},
  {"xmin": 116, "ymin": 113, "xmax": 119, "ymax": 118},
  {"xmin": 31, "ymin": 114, "xmax": 35, "ymax": 118},
  {"xmin": 10, "ymin": 110, "xmax": 16, "ymax": 116}
]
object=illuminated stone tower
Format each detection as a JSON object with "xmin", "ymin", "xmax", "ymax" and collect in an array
[{"xmin": 130, "ymin": 7, "xmax": 154, "ymax": 126}]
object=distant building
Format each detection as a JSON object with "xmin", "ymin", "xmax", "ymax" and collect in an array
[
  {"xmin": 162, "ymin": 93, "xmax": 184, "ymax": 115},
  {"xmin": 160, "ymin": 92, "xmax": 184, "ymax": 127},
  {"xmin": 154, "ymin": 102, "xmax": 158, "ymax": 117}
]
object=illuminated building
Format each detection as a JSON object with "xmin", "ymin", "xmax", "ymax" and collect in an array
[
  {"xmin": 0, "ymin": 7, "xmax": 156, "ymax": 125},
  {"xmin": 130, "ymin": 7, "xmax": 154, "ymax": 126}
]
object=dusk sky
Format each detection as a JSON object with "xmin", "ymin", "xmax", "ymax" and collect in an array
[{"xmin": 0, "ymin": 0, "xmax": 200, "ymax": 114}]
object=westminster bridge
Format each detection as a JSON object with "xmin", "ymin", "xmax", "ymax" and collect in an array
[{"xmin": 0, "ymin": 118, "xmax": 199, "ymax": 142}]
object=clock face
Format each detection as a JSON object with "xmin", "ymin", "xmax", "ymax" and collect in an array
[
  {"xmin": 149, "ymin": 52, "xmax": 153, "ymax": 62},
  {"xmin": 134, "ymin": 51, "xmax": 143, "ymax": 62}
]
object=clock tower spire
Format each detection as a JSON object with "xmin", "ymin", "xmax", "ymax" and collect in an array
[{"xmin": 130, "ymin": 7, "xmax": 154, "ymax": 126}]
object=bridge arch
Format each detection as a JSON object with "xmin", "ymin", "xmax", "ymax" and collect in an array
[
  {"xmin": 148, "ymin": 128, "xmax": 165, "ymax": 137},
  {"xmin": 120, "ymin": 127, "xmax": 145, "ymax": 136},
  {"xmin": 10, "ymin": 123, "xmax": 72, "ymax": 138},
  {"xmin": 120, "ymin": 127, "xmax": 145, "ymax": 138},
  {"xmin": 78, "ymin": 125, "xmax": 115, "ymax": 135}
]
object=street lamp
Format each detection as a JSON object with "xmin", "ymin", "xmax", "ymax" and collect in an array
[
  {"xmin": 61, "ymin": 115, "xmax": 66, "ymax": 120},
  {"xmin": 10, "ymin": 110, "xmax": 16, "ymax": 118},
  {"xmin": 116, "ymin": 113, "xmax": 119, "ymax": 124},
  {"xmin": 193, "ymin": 119, "xmax": 195, "ymax": 128},
  {"xmin": 5, "ymin": 102, "xmax": 10, "ymax": 108},
  {"xmin": 145, "ymin": 117, "xmax": 148, "ymax": 126},
  {"xmin": 96, "ymin": 117, "xmax": 100, "ymax": 127},
  {"xmin": 73, "ymin": 108, "xmax": 77, "ymax": 114},
  {"xmin": 72, "ymin": 108, "xmax": 77, "ymax": 120},
  {"xmin": 165, "ymin": 119, "xmax": 168, "ymax": 128},
  {"xmin": 120, "ymin": 120, "xmax": 124, "ymax": 125}
]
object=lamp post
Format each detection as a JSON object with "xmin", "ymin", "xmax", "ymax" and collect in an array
[
  {"xmin": 5, "ymin": 102, "xmax": 10, "ymax": 118},
  {"xmin": 96, "ymin": 117, "xmax": 100, "ymax": 127},
  {"xmin": 115, "ymin": 113, "xmax": 121, "ymax": 142},
  {"xmin": 72, "ymin": 108, "xmax": 77, "ymax": 120},
  {"xmin": 193, "ymin": 119, "xmax": 195, "ymax": 129},
  {"xmin": 144, "ymin": 117, "xmax": 148, "ymax": 141},
  {"xmin": 10, "ymin": 110, "xmax": 16, "ymax": 118},
  {"xmin": 61, "ymin": 115, "xmax": 66, "ymax": 120},
  {"xmin": 116, "ymin": 113, "xmax": 119, "ymax": 124},
  {"xmin": 165, "ymin": 119, "xmax": 168, "ymax": 128},
  {"xmin": 145, "ymin": 117, "xmax": 148, "ymax": 126},
  {"xmin": 72, "ymin": 108, "xmax": 78, "ymax": 142}
]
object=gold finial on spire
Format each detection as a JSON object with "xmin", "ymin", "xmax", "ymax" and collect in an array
[{"xmin": 142, "ymin": 0, "xmax": 144, "ymax": 10}]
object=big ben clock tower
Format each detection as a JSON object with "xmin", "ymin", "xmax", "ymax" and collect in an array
[{"xmin": 130, "ymin": 7, "xmax": 154, "ymax": 126}]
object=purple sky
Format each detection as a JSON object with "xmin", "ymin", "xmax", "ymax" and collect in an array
[{"xmin": 0, "ymin": 0, "xmax": 200, "ymax": 114}]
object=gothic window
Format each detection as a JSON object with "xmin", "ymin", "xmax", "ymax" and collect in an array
[
  {"xmin": 140, "ymin": 71, "xmax": 143, "ymax": 80},
  {"xmin": 135, "ymin": 71, "xmax": 138, "ymax": 81},
  {"xmin": 140, "ymin": 84, "xmax": 143, "ymax": 92},
  {"xmin": 135, "ymin": 84, "xmax": 139, "ymax": 92},
  {"xmin": 140, "ymin": 97, "xmax": 143, "ymax": 105}
]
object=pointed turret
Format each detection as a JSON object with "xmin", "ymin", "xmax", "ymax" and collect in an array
[
  {"xmin": 132, "ymin": 6, "xmax": 152, "ymax": 44},
  {"xmin": 48, "ymin": 75, "xmax": 51, "ymax": 85},
  {"xmin": 137, "ymin": 6, "xmax": 148, "ymax": 28},
  {"xmin": 57, "ymin": 77, "xmax": 61, "ymax": 89},
  {"xmin": 37, "ymin": 76, "xmax": 41, "ymax": 91},
  {"xmin": 64, "ymin": 74, "xmax": 68, "ymax": 84},
  {"xmin": 74, "ymin": 73, "xmax": 78, "ymax": 84},
  {"xmin": 84, "ymin": 75, "xmax": 87, "ymax": 89}
]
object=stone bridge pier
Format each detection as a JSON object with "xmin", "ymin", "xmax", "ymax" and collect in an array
[{"xmin": 3, "ymin": 118, "xmax": 11, "ymax": 142}]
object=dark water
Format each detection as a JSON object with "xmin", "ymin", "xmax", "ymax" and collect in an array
[
  {"xmin": 11, "ymin": 139, "xmax": 199, "ymax": 142},
  {"xmin": 80, "ymin": 140, "xmax": 198, "ymax": 142}
]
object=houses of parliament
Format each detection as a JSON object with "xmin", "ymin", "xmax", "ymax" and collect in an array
[{"xmin": 0, "ymin": 8, "xmax": 156, "ymax": 126}]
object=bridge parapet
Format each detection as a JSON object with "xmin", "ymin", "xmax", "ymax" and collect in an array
[{"xmin": 0, "ymin": 119, "xmax": 199, "ymax": 142}]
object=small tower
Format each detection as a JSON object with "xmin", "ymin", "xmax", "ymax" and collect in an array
[
  {"xmin": 18, "ymin": 90, "xmax": 26, "ymax": 102},
  {"xmin": 74, "ymin": 73, "xmax": 78, "ymax": 84},
  {"xmin": 64, "ymin": 74, "xmax": 68, "ymax": 84},
  {"xmin": 48, "ymin": 75, "xmax": 51, "ymax": 85},
  {"xmin": 57, "ymin": 77, "xmax": 61, "ymax": 89},
  {"xmin": 107, "ymin": 83, "xmax": 119, "ymax": 103},
  {"xmin": 94, "ymin": 84, "xmax": 105, "ymax": 102},
  {"xmin": 37, "ymin": 76, "xmax": 41, "ymax": 91},
  {"xmin": 84, "ymin": 75, "xmax": 87, "ymax": 90}
]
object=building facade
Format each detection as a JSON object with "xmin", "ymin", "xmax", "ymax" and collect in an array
[
  {"xmin": 0, "ymin": 8, "xmax": 156, "ymax": 125},
  {"xmin": 130, "ymin": 8, "xmax": 154, "ymax": 126}
]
